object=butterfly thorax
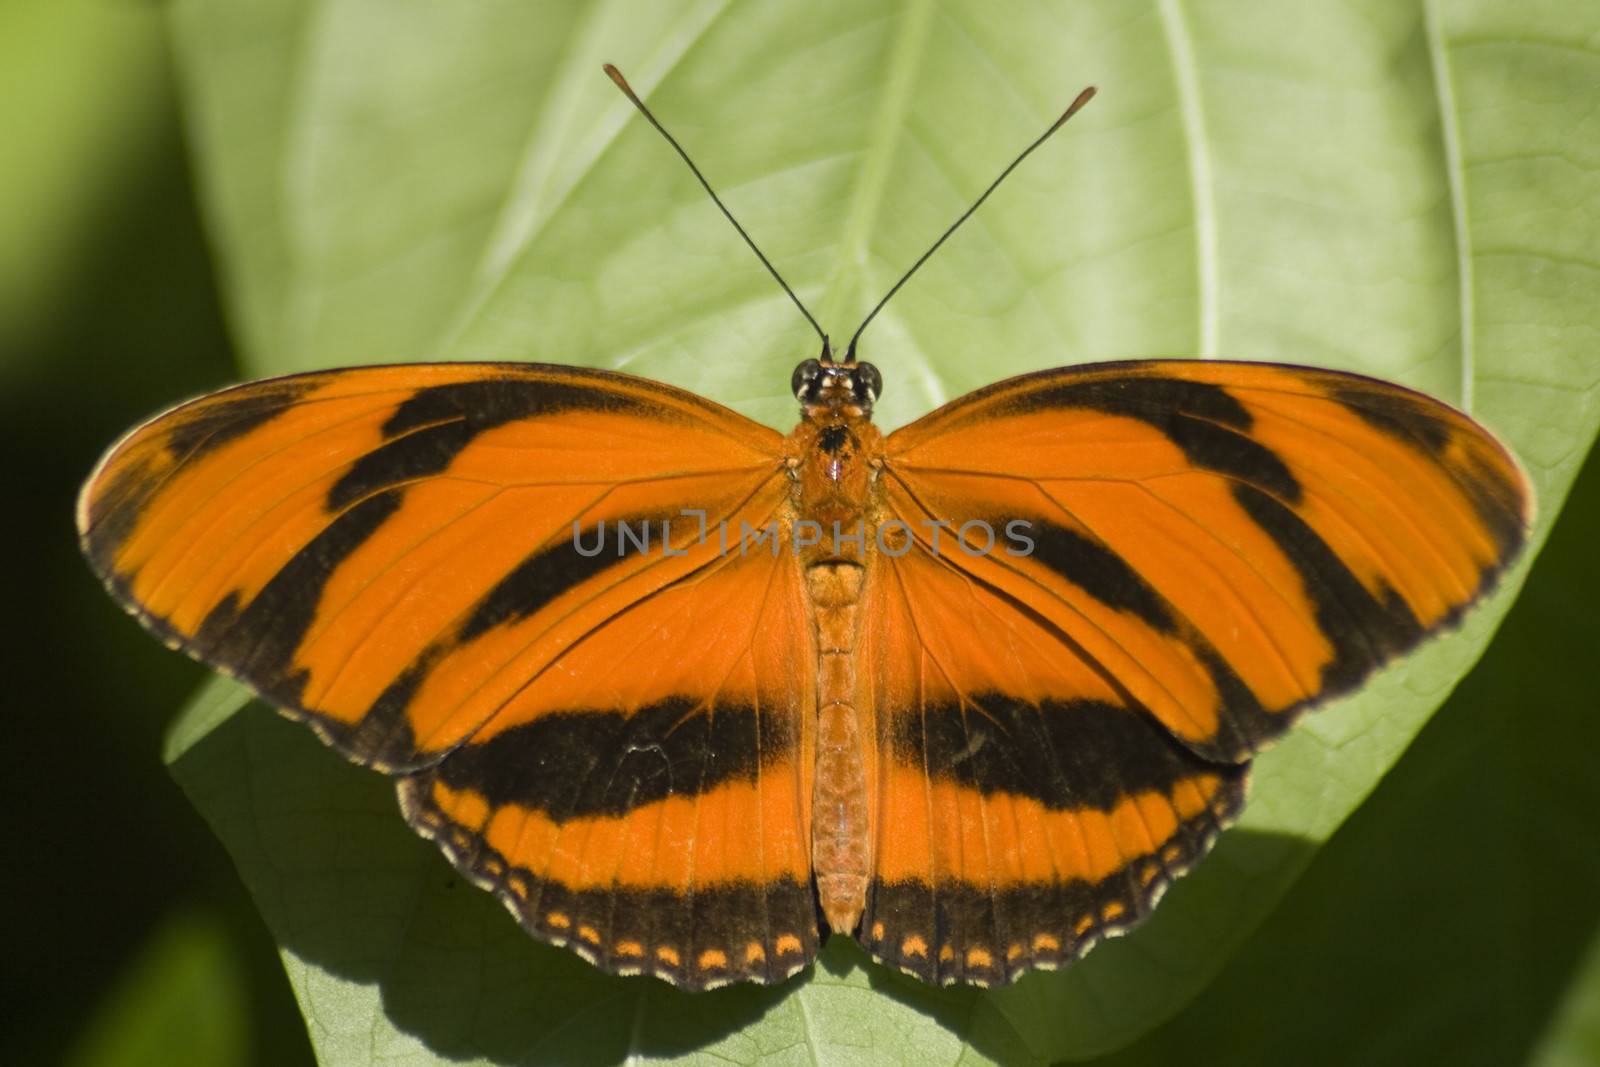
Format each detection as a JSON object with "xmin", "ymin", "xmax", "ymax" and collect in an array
[
  {"xmin": 785, "ymin": 416, "xmax": 883, "ymax": 561},
  {"xmin": 782, "ymin": 357, "xmax": 887, "ymax": 935}
]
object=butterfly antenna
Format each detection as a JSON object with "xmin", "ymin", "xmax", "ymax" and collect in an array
[
  {"xmin": 844, "ymin": 86, "xmax": 1097, "ymax": 362},
  {"xmin": 604, "ymin": 64, "xmax": 831, "ymax": 357}
]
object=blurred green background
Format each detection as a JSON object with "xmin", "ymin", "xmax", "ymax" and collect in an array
[
  {"xmin": 4, "ymin": 3, "xmax": 1597, "ymax": 1066},
  {"xmin": 2, "ymin": 4, "xmax": 314, "ymax": 1065}
]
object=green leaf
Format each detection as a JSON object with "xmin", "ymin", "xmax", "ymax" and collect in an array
[
  {"xmin": 64, "ymin": 911, "xmax": 249, "ymax": 1067},
  {"xmin": 161, "ymin": 0, "xmax": 1600, "ymax": 1063}
]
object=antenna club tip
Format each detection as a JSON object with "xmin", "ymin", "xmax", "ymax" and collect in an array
[
  {"xmin": 603, "ymin": 63, "xmax": 637, "ymax": 99},
  {"xmin": 1053, "ymin": 85, "xmax": 1097, "ymax": 127}
]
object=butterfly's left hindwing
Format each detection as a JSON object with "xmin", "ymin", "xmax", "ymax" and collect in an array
[
  {"xmin": 860, "ymin": 359, "xmax": 1528, "ymax": 984},
  {"xmin": 855, "ymin": 545, "xmax": 1247, "ymax": 985},
  {"xmin": 78, "ymin": 362, "xmax": 820, "ymax": 988}
]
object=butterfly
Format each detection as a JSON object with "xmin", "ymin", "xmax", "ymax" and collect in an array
[{"xmin": 77, "ymin": 67, "xmax": 1529, "ymax": 990}]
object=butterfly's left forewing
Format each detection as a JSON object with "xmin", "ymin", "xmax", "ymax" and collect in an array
[
  {"xmin": 860, "ymin": 359, "xmax": 1528, "ymax": 984},
  {"xmin": 79, "ymin": 362, "xmax": 820, "ymax": 987}
]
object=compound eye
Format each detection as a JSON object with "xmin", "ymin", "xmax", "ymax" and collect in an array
[
  {"xmin": 791, "ymin": 358, "xmax": 822, "ymax": 401},
  {"xmin": 854, "ymin": 362, "xmax": 883, "ymax": 405}
]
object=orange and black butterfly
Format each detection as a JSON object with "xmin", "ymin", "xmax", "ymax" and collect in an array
[{"xmin": 78, "ymin": 68, "xmax": 1529, "ymax": 990}]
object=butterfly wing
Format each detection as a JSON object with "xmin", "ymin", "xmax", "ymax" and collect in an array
[
  {"xmin": 859, "ymin": 359, "xmax": 1529, "ymax": 984},
  {"xmin": 853, "ymin": 543, "xmax": 1248, "ymax": 985},
  {"xmin": 79, "ymin": 362, "xmax": 819, "ymax": 987}
]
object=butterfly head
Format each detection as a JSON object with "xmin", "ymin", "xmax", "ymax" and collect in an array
[{"xmin": 792, "ymin": 354, "xmax": 882, "ymax": 420}]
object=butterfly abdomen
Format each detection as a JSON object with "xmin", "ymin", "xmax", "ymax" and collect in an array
[{"xmin": 807, "ymin": 560, "xmax": 873, "ymax": 935}]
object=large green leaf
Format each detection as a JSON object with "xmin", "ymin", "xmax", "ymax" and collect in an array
[{"xmin": 160, "ymin": 0, "xmax": 1600, "ymax": 1062}]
